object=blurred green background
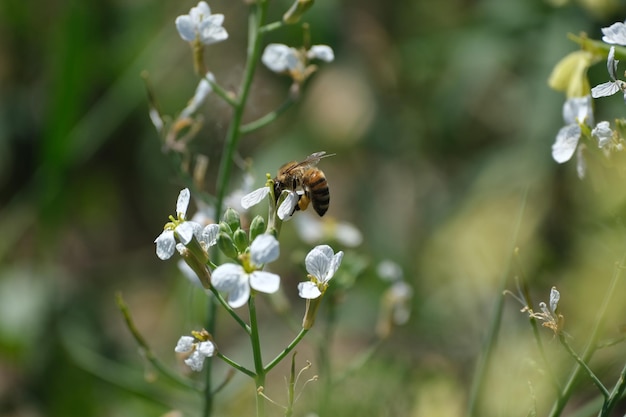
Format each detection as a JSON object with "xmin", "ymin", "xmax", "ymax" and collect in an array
[{"xmin": 2, "ymin": 0, "xmax": 626, "ymax": 416}]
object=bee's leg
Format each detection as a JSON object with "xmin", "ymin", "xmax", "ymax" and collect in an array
[{"xmin": 296, "ymin": 193, "xmax": 310, "ymax": 212}]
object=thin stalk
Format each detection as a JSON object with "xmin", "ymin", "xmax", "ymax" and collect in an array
[
  {"xmin": 249, "ymin": 294, "xmax": 266, "ymax": 417},
  {"xmin": 115, "ymin": 293, "xmax": 201, "ymax": 391},
  {"xmin": 600, "ymin": 362, "xmax": 626, "ymax": 416},
  {"xmin": 202, "ymin": 294, "xmax": 217, "ymax": 417},
  {"xmin": 466, "ymin": 187, "xmax": 529, "ymax": 417},
  {"xmin": 264, "ymin": 328, "xmax": 309, "ymax": 373},
  {"xmin": 240, "ymin": 97, "xmax": 295, "ymax": 134},
  {"xmin": 208, "ymin": 286, "xmax": 252, "ymax": 334},
  {"xmin": 215, "ymin": 0, "xmax": 268, "ymax": 223},
  {"xmin": 217, "ymin": 352, "xmax": 256, "ymax": 378},
  {"xmin": 548, "ymin": 252, "xmax": 626, "ymax": 417},
  {"xmin": 558, "ymin": 333, "xmax": 609, "ymax": 399}
]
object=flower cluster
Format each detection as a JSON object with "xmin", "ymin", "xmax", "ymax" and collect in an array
[
  {"xmin": 175, "ymin": 330, "xmax": 216, "ymax": 372},
  {"xmin": 262, "ymin": 43, "xmax": 334, "ymax": 87},
  {"xmin": 550, "ymin": 20, "xmax": 626, "ymax": 178},
  {"xmin": 526, "ymin": 286, "xmax": 564, "ymax": 334}
]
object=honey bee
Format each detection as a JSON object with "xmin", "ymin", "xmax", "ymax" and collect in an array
[{"xmin": 274, "ymin": 151, "xmax": 333, "ymax": 217}]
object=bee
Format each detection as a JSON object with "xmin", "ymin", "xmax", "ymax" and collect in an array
[{"xmin": 274, "ymin": 151, "xmax": 333, "ymax": 217}]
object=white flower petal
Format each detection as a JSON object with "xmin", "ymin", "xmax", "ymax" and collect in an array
[
  {"xmin": 277, "ymin": 191, "xmax": 299, "ymax": 220},
  {"xmin": 549, "ymin": 287, "xmax": 560, "ymax": 314},
  {"xmin": 175, "ymin": 15, "xmax": 196, "ymax": 41},
  {"xmin": 155, "ymin": 230, "xmax": 176, "ymax": 260},
  {"xmin": 201, "ymin": 223, "xmax": 220, "ymax": 247},
  {"xmin": 177, "ymin": 188, "xmax": 191, "ymax": 218},
  {"xmin": 250, "ymin": 234, "xmax": 280, "ymax": 265},
  {"xmin": 592, "ymin": 121, "xmax": 613, "ymax": 148},
  {"xmin": 328, "ymin": 251, "xmax": 344, "ymax": 280},
  {"xmin": 225, "ymin": 279, "xmax": 251, "ymax": 308},
  {"xmin": 241, "ymin": 186, "xmax": 270, "ymax": 209},
  {"xmin": 576, "ymin": 145, "xmax": 586, "ymax": 180},
  {"xmin": 262, "ymin": 43, "xmax": 298, "ymax": 73},
  {"xmin": 196, "ymin": 341, "xmax": 215, "ymax": 357},
  {"xmin": 307, "ymin": 45, "xmax": 334, "ymax": 62},
  {"xmin": 250, "ymin": 271, "xmax": 281, "ymax": 294},
  {"xmin": 335, "ymin": 222, "xmax": 363, "ymax": 247},
  {"xmin": 184, "ymin": 351, "xmax": 206, "ymax": 372},
  {"xmin": 180, "ymin": 73, "xmax": 214, "ymax": 118},
  {"xmin": 601, "ymin": 22, "xmax": 626, "ymax": 46},
  {"xmin": 591, "ymin": 81, "xmax": 620, "ymax": 98},
  {"xmin": 175, "ymin": 336, "xmax": 195, "ymax": 353},
  {"xmin": 199, "ymin": 18, "xmax": 229, "ymax": 44},
  {"xmin": 305, "ymin": 245, "xmax": 334, "ymax": 281},
  {"xmin": 562, "ymin": 96, "xmax": 592, "ymax": 126},
  {"xmin": 175, "ymin": 221, "xmax": 196, "ymax": 245},
  {"xmin": 192, "ymin": 1, "xmax": 212, "ymax": 21},
  {"xmin": 211, "ymin": 263, "xmax": 245, "ymax": 292},
  {"xmin": 298, "ymin": 281, "xmax": 322, "ymax": 299},
  {"xmin": 552, "ymin": 124, "xmax": 581, "ymax": 163}
]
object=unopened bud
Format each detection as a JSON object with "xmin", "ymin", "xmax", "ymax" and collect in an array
[
  {"xmin": 249, "ymin": 215, "xmax": 266, "ymax": 242},
  {"xmin": 233, "ymin": 228, "xmax": 249, "ymax": 253},
  {"xmin": 217, "ymin": 232, "xmax": 239, "ymax": 259},
  {"xmin": 223, "ymin": 208, "xmax": 241, "ymax": 232},
  {"xmin": 283, "ymin": 0, "xmax": 314, "ymax": 24}
]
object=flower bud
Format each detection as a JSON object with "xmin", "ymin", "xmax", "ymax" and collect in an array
[
  {"xmin": 219, "ymin": 221, "xmax": 233, "ymax": 236},
  {"xmin": 233, "ymin": 228, "xmax": 249, "ymax": 253},
  {"xmin": 302, "ymin": 296, "xmax": 323, "ymax": 329},
  {"xmin": 249, "ymin": 215, "xmax": 266, "ymax": 242},
  {"xmin": 217, "ymin": 232, "xmax": 239, "ymax": 259},
  {"xmin": 223, "ymin": 208, "xmax": 241, "ymax": 232}
]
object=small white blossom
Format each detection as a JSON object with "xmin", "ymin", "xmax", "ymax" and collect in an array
[
  {"xmin": 528, "ymin": 286, "xmax": 563, "ymax": 334},
  {"xmin": 155, "ymin": 188, "xmax": 218, "ymax": 260},
  {"xmin": 307, "ymin": 45, "xmax": 334, "ymax": 62},
  {"xmin": 262, "ymin": 43, "xmax": 334, "ymax": 82},
  {"xmin": 277, "ymin": 190, "xmax": 299, "ymax": 220},
  {"xmin": 175, "ymin": 336, "xmax": 216, "ymax": 372},
  {"xmin": 552, "ymin": 96, "xmax": 593, "ymax": 178},
  {"xmin": 592, "ymin": 121, "xmax": 613, "ymax": 148},
  {"xmin": 211, "ymin": 234, "xmax": 281, "ymax": 308},
  {"xmin": 298, "ymin": 245, "xmax": 344, "ymax": 299},
  {"xmin": 175, "ymin": 1, "xmax": 228, "ymax": 45},
  {"xmin": 591, "ymin": 47, "xmax": 626, "ymax": 101},
  {"xmin": 180, "ymin": 73, "xmax": 215, "ymax": 119},
  {"xmin": 294, "ymin": 213, "xmax": 363, "ymax": 247},
  {"xmin": 601, "ymin": 21, "xmax": 626, "ymax": 45}
]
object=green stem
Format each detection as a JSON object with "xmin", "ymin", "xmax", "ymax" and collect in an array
[
  {"xmin": 600, "ymin": 362, "xmax": 626, "ymax": 416},
  {"xmin": 466, "ymin": 187, "xmax": 529, "ymax": 417},
  {"xmin": 115, "ymin": 293, "xmax": 201, "ymax": 391},
  {"xmin": 217, "ymin": 352, "xmax": 256, "ymax": 378},
  {"xmin": 214, "ymin": 0, "xmax": 268, "ymax": 223},
  {"xmin": 205, "ymin": 75, "xmax": 238, "ymax": 108},
  {"xmin": 264, "ymin": 328, "xmax": 309, "ymax": 373},
  {"xmin": 208, "ymin": 286, "xmax": 252, "ymax": 334},
  {"xmin": 548, "ymin": 252, "xmax": 626, "ymax": 417},
  {"xmin": 202, "ymin": 293, "xmax": 217, "ymax": 417},
  {"xmin": 240, "ymin": 97, "xmax": 295, "ymax": 135},
  {"xmin": 558, "ymin": 333, "xmax": 609, "ymax": 398},
  {"xmin": 259, "ymin": 20, "xmax": 285, "ymax": 33},
  {"xmin": 249, "ymin": 294, "xmax": 266, "ymax": 417}
]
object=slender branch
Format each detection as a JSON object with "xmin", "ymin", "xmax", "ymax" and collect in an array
[
  {"xmin": 264, "ymin": 328, "xmax": 309, "ymax": 373},
  {"xmin": 466, "ymin": 186, "xmax": 529, "ymax": 417},
  {"xmin": 548, "ymin": 253, "xmax": 626, "ymax": 417},
  {"xmin": 240, "ymin": 97, "xmax": 296, "ymax": 135},
  {"xmin": 217, "ymin": 352, "xmax": 256, "ymax": 378},
  {"xmin": 205, "ymin": 75, "xmax": 238, "ymax": 108},
  {"xmin": 115, "ymin": 293, "xmax": 200, "ymax": 392},
  {"xmin": 558, "ymin": 333, "xmax": 609, "ymax": 399},
  {"xmin": 208, "ymin": 286, "xmax": 251, "ymax": 334},
  {"xmin": 600, "ymin": 362, "xmax": 626, "ymax": 416},
  {"xmin": 259, "ymin": 20, "xmax": 285, "ymax": 33},
  {"xmin": 249, "ymin": 293, "xmax": 266, "ymax": 417}
]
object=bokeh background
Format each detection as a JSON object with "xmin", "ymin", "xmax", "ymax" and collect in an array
[{"xmin": 2, "ymin": 0, "xmax": 626, "ymax": 416}]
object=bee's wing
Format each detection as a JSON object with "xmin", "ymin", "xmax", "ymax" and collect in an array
[{"xmin": 283, "ymin": 151, "xmax": 334, "ymax": 173}]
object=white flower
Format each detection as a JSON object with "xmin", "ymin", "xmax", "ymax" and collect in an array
[
  {"xmin": 528, "ymin": 286, "xmax": 563, "ymax": 334},
  {"xmin": 155, "ymin": 188, "xmax": 218, "ymax": 260},
  {"xmin": 262, "ymin": 43, "xmax": 334, "ymax": 82},
  {"xmin": 298, "ymin": 245, "xmax": 343, "ymax": 299},
  {"xmin": 175, "ymin": 336, "xmax": 215, "ymax": 372},
  {"xmin": 175, "ymin": 1, "xmax": 228, "ymax": 45},
  {"xmin": 262, "ymin": 44, "xmax": 301, "ymax": 73},
  {"xmin": 294, "ymin": 213, "xmax": 363, "ymax": 247},
  {"xmin": 601, "ymin": 21, "xmax": 626, "ymax": 45},
  {"xmin": 552, "ymin": 96, "xmax": 593, "ymax": 177},
  {"xmin": 307, "ymin": 45, "xmax": 334, "ymax": 62},
  {"xmin": 591, "ymin": 47, "xmax": 626, "ymax": 101},
  {"xmin": 592, "ymin": 121, "xmax": 613, "ymax": 148},
  {"xmin": 211, "ymin": 234, "xmax": 281, "ymax": 308},
  {"xmin": 180, "ymin": 73, "xmax": 215, "ymax": 119}
]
